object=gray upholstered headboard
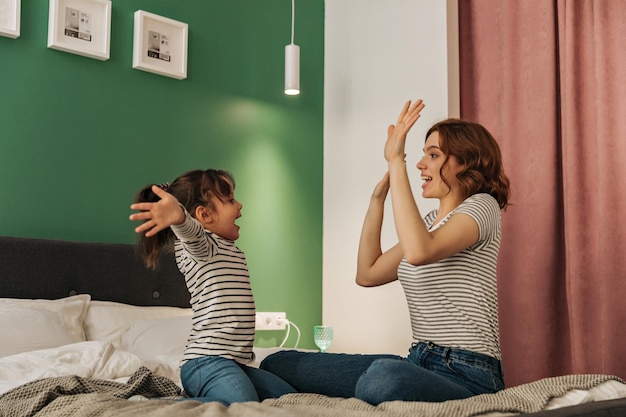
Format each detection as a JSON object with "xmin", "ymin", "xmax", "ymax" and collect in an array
[{"xmin": 0, "ymin": 236, "xmax": 190, "ymax": 308}]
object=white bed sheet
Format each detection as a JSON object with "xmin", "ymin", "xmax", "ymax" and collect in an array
[
  {"xmin": 0, "ymin": 341, "xmax": 311, "ymax": 397},
  {"xmin": 0, "ymin": 340, "xmax": 180, "ymax": 396}
]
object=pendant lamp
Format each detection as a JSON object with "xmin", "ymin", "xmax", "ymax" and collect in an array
[{"xmin": 285, "ymin": 0, "xmax": 300, "ymax": 95}]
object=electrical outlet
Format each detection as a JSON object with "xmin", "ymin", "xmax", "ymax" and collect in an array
[{"xmin": 255, "ymin": 312, "xmax": 287, "ymax": 330}]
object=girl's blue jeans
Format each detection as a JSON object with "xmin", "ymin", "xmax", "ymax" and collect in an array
[
  {"xmin": 259, "ymin": 341, "xmax": 504, "ymax": 404},
  {"xmin": 180, "ymin": 355, "xmax": 296, "ymax": 405}
]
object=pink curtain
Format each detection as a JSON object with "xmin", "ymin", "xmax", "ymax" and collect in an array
[{"xmin": 458, "ymin": 0, "xmax": 626, "ymax": 387}]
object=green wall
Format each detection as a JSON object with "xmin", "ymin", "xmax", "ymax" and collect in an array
[{"xmin": 0, "ymin": 0, "xmax": 324, "ymax": 349}]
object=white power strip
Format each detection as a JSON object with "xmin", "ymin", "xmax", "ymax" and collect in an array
[{"xmin": 255, "ymin": 312, "xmax": 287, "ymax": 330}]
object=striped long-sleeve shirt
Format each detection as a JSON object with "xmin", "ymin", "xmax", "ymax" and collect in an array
[
  {"xmin": 397, "ymin": 193, "xmax": 502, "ymax": 359},
  {"xmin": 171, "ymin": 211, "xmax": 255, "ymax": 365}
]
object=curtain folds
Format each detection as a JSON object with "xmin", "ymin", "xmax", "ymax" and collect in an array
[{"xmin": 458, "ymin": 0, "xmax": 626, "ymax": 387}]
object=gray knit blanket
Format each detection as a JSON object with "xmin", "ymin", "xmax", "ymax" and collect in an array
[{"xmin": 0, "ymin": 367, "xmax": 623, "ymax": 417}]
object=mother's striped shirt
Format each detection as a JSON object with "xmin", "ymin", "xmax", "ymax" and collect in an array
[{"xmin": 397, "ymin": 193, "xmax": 502, "ymax": 359}]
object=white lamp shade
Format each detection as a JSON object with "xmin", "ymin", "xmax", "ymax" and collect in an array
[{"xmin": 285, "ymin": 44, "xmax": 300, "ymax": 95}]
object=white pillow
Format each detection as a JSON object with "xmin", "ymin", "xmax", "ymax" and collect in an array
[
  {"xmin": 0, "ymin": 308, "xmax": 78, "ymax": 358},
  {"xmin": 118, "ymin": 315, "xmax": 191, "ymax": 362},
  {"xmin": 0, "ymin": 294, "xmax": 90, "ymax": 348},
  {"xmin": 84, "ymin": 300, "xmax": 192, "ymax": 344}
]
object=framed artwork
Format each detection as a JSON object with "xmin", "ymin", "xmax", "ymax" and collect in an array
[
  {"xmin": 47, "ymin": 0, "xmax": 111, "ymax": 61},
  {"xmin": 0, "ymin": 0, "xmax": 20, "ymax": 38},
  {"xmin": 132, "ymin": 10, "xmax": 188, "ymax": 80}
]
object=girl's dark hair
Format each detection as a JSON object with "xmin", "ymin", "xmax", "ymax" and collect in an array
[
  {"xmin": 135, "ymin": 169, "xmax": 236, "ymax": 269},
  {"xmin": 426, "ymin": 119, "xmax": 510, "ymax": 209}
]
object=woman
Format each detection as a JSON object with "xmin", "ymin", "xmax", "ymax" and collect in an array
[{"xmin": 261, "ymin": 100, "xmax": 510, "ymax": 404}]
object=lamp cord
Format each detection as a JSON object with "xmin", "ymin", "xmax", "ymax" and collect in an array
[{"xmin": 290, "ymin": 0, "xmax": 295, "ymax": 45}]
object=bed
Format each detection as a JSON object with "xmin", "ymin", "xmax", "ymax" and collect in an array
[{"xmin": 1, "ymin": 235, "xmax": 626, "ymax": 417}]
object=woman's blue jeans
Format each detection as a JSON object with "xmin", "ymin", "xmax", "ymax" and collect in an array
[
  {"xmin": 259, "ymin": 341, "xmax": 504, "ymax": 404},
  {"xmin": 180, "ymin": 355, "xmax": 296, "ymax": 405}
]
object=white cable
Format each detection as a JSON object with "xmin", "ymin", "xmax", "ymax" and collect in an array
[
  {"xmin": 290, "ymin": 0, "xmax": 295, "ymax": 45},
  {"xmin": 292, "ymin": 321, "xmax": 301, "ymax": 348},
  {"xmin": 278, "ymin": 319, "xmax": 301, "ymax": 348},
  {"xmin": 279, "ymin": 320, "xmax": 291, "ymax": 347},
  {"xmin": 289, "ymin": 320, "xmax": 301, "ymax": 348}
]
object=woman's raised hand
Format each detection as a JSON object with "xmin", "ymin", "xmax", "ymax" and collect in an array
[
  {"xmin": 384, "ymin": 99, "xmax": 425, "ymax": 164},
  {"xmin": 129, "ymin": 185, "xmax": 185, "ymax": 237},
  {"xmin": 371, "ymin": 171, "xmax": 391, "ymax": 201}
]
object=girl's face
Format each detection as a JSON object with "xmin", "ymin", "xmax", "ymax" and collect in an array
[
  {"xmin": 196, "ymin": 185, "xmax": 242, "ymax": 241},
  {"xmin": 416, "ymin": 131, "xmax": 465, "ymax": 200},
  {"xmin": 209, "ymin": 191, "xmax": 243, "ymax": 241}
]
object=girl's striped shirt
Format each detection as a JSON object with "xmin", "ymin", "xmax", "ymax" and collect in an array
[{"xmin": 171, "ymin": 211, "xmax": 255, "ymax": 364}]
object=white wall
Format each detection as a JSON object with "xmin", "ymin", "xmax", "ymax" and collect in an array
[{"xmin": 323, "ymin": 0, "xmax": 459, "ymax": 355}]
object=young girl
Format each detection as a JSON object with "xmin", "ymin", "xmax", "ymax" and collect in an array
[
  {"xmin": 129, "ymin": 169, "xmax": 295, "ymax": 405},
  {"xmin": 260, "ymin": 100, "xmax": 511, "ymax": 404}
]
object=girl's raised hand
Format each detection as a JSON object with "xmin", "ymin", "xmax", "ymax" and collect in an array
[
  {"xmin": 384, "ymin": 99, "xmax": 425, "ymax": 163},
  {"xmin": 129, "ymin": 185, "xmax": 185, "ymax": 237}
]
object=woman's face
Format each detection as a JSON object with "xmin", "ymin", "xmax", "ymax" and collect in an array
[{"xmin": 416, "ymin": 131, "xmax": 465, "ymax": 200}]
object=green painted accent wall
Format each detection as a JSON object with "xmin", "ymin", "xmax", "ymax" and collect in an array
[{"xmin": 0, "ymin": 0, "xmax": 324, "ymax": 349}]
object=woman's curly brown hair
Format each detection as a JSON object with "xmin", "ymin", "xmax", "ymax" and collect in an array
[{"xmin": 426, "ymin": 119, "xmax": 510, "ymax": 209}]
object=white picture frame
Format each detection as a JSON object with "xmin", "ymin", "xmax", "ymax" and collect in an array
[
  {"xmin": 132, "ymin": 10, "xmax": 188, "ymax": 80},
  {"xmin": 0, "ymin": 0, "xmax": 20, "ymax": 38},
  {"xmin": 47, "ymin": 0, "xmax": 111, "ymax": 61}
]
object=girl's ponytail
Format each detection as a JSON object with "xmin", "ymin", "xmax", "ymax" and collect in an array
[{"xmin": 134, "ymin": 184, "xmax": 176, "ymax": 270}]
